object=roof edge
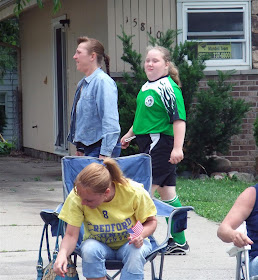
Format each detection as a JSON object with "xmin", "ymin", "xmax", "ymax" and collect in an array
[{"xmin": 0, "ymin": 0, "xmax": 37, "ymax": 21}]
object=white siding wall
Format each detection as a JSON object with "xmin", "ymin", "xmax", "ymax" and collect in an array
[
  {"xmin": 108, "ymin": 0, "xmax": 177, "ymax": 73},
  {"xmin": 19, "ymin": 0, "xmax": 109, "ymax": 155},
  {"xmin": 0, "ymin": 72, "xmax": 19, "ymax": 144}
]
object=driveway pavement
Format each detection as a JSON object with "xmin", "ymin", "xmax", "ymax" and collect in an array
[{"xmin": 0, "ymin": 155, "xmax": 236, "ymax": 279}]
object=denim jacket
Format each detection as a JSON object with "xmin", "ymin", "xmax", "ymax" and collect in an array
[{"xmin": 67, "ymin": 68, "xmax": 120, "ymax": 157}]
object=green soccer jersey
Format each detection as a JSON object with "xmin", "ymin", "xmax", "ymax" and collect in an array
[{"xmin": 133, "ymin": 76, "xmax": 186, "ymax": 136}]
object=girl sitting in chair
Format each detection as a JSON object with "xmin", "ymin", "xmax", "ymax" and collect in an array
[
  {"xmin": 217, "ymin": 184, "xmax": 258, "ymax": 278},
  {"xmin": 53, "ymin": 157, "xmax": 157, "ymax": 280}
]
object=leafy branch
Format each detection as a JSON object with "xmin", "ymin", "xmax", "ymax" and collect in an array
[{"xmin": 14, "ymin": 0, "xmax": 62, "ymax": 16}]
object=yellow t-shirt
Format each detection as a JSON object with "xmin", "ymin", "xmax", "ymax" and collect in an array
[{"xmin": 58, "ymin": 180, "xmax": 157, "ymax": 249}]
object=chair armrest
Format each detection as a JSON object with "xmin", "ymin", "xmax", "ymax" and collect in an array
[
  {"xmin": 54, "ymin": 203, "xmax": 64, "ymax": 215},
  {"xmin": 40, "ymin": 203, "xmax": 64, "ymax": 237},
  {"xmin": 152, "ymin": 198, "xmax": 194, "ymax": 249},
  {"xmin": 152, "ymin": 198, "xmax": 194, "ymax": 217},
  {"xmin": 227, "ymin": 244, "xmax": 251, "ymax": 257}
]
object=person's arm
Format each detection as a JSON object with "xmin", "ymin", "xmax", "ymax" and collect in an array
[
  {"xmin": 53, "ymin": 224, "xmax": 80, "ymax": 277},
  {"xmin": 97, "ymin": 77, "xmax": 120, "ymax": 157},
  {"xmin": 129, "ymin": 216, "xmax": 157, "ymax": 248},
  {"xmin": 120, "ymin": 126, "xmax": 135, "ymax": 150},
  {"xmin": 169, "ymin": 119, "xmax": 186, "ymax": 164},
  {"xmin": 217, "ymin": 187, "xmax": 255, "ymax": 247}
]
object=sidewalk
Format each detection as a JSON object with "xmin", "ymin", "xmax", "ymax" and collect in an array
[{"xmin": 0, "ymin": 155, "xmax": 236, "ymax": 279}]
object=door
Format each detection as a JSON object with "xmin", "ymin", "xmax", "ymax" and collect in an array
[{"xmin": 53, "ymin": 18, "xmax": 68, "ymax": 152}]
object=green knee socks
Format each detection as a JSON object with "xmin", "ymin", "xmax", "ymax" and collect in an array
[{"xmin": 163, "ymin": 195, "xmax": 186, "ymax": 245}]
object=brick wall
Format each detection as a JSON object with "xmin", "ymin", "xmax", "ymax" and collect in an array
[{"xmin": 199, "ymin": 72, "xmax": 258, "ymax": 174}]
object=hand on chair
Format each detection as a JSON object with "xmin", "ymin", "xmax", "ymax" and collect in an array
[{"xmin": 232, "ymin": 231, "xmax": 253, "ymax": 248}]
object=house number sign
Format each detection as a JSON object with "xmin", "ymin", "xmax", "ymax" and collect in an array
[{"xmin": 126, "ymin": 16, "xmax": 163, "ymax": 39}]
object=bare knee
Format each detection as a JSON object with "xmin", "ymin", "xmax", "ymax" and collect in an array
[{"xmin": 157, "ymin": 186, "xmax": 176, "ymax": 200}]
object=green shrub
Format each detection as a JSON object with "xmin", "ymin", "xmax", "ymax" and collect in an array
[
  {"xmin": 117, "ymin": 29, "xmax": 249, "ymax": 175},
  {"xmin": 117, "ymin": 30, "xmax": 147, "ymax": 155},
  {"xmin": 184, "ymin": 70, "xmax": 250, "ymax": 174},
  {"xmin": 0, "ymin": 141, "xmax": 14, "ymax": 155},
  {"xmin": 0, "ymin": 18, "xmax": 19, "ymax": 81}
]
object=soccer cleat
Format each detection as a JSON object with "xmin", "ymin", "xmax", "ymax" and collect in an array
[{"xmin": 164, "ymin": 238, "xmax": 190, "ymax": 255}]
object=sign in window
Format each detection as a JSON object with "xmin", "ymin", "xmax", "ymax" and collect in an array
[
  {"xmin": 198, "ymin": 43, "xmax": 231, "ymax": 60},
  {"xmin": 177, "ymin": 1, "xmax": 251, "ymax": 70}
]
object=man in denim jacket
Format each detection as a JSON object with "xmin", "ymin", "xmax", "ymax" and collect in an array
[{"xmin": 68, "ymin": 36, "xmax": 121, "ymax": 158}]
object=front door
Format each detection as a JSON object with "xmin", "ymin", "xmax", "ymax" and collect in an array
[{"xmin": 53, "ymin": 17, "xmax": 68, "ymax": 153}]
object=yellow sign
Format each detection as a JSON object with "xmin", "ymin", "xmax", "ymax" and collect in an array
[{"xmin": 198, "ymin": 43, "xmax": 231, "ymax": 59}]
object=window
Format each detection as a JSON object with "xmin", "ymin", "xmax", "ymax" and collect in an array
[
  {"xmin": 0, "ymin": 93, "xmax": 6, "ymax": 133},
  {"xmin": 0, "ymin": 93, "xmax": 5, "ymax": 111},
  {"xmin": 177, "ymin": 1, "xmax": 251, "ymax": 70}
]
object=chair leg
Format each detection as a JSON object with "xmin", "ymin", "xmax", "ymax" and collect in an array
[
  {"xmin": 244, "ymin": 249, "xmax": 250, "ymax": 280},
  {"xmin": 158, "ymin": 253, "xmax": 165, "ymax": 280},
  {"xmin": 159, "ymin": 253, "xmax": 165, "ymax": 280},
  {"xmin": 236, "ymin": 251, "xmax": 251, "ymax": 280},
  {"xmin": 151, "ymin": 259, "xmax": 156, "ymax": 280},
  {"xmin": 236, "ymin": 252, "xmax": 242, "ymax": 280},
  {"xmin": 150, "ymin": 254, "xmax": 165, "ymax": 280}
]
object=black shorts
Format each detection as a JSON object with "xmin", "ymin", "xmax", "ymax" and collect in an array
[{"xmin": 136, "ymin": 134, "xmax": 176, "ymax": 187}]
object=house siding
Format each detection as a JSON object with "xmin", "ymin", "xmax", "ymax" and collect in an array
[
  {"xmin": 18, "ymin": 0, "xmax": 109, "ymax": 155},
  {"xmin": 0, "ymin": 72, "xmax": 19, "ymax": 146},
  {"xmin": 108, "ymin": 0, "xmax": 177, "ymax": 73}
]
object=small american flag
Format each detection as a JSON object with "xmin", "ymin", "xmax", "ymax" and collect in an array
[{"xmin": 127, "ymin": 221, "xmax": 143, "ymax": 239}]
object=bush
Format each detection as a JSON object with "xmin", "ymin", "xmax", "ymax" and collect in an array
[
  {"xmin": 184, "ymin": 70, "xmax": 250, "ymax": 174},
  {"xmin": 0, "ymin": 18, "xmax": 19, "ymax": 81},
  {"xmin": 117, "ymin": 29, "xmax": 249, "ymax": 175},
  {"xmin": 117, "ymin": 30, "xmax": 147, "ymax": 155},
  {"xmin": 254, "ymin": 115, "xmax": 258, "ymax": 147},
  {"xmin": 0, "ymin": 141, "xmax": 14, "ymax": 155}
]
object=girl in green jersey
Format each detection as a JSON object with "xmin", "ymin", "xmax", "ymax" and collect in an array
[{"xmin": 121, "ymin": 46, "xmax": 188, "ymax": 255}]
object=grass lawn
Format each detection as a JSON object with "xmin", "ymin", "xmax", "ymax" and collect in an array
[{"xmin": 176, "ymin": 178, "xmax": 251, "ymax": 223}]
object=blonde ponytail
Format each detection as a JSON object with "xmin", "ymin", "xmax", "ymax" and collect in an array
[
  {"xmin": 168, "ymin": 61, "xmax": 181, "ymax": 87},
  {"xmin": 75, "ymin": 158, "xmax": 127, "ymax": 194},
  {"xmin": 103, "ymin": 158, "xmax": 128, "ymax": 185}
]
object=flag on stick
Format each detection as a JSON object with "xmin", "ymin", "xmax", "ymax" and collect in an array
[{"xmin": 127, "ymin": 221, "xmax": 143, "ymax": 239}]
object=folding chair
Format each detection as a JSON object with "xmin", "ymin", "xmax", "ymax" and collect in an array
[
  {"xmin": 38, "ymin": 154, "xmax": 194, "ymax": 280},
  {"xmin": 227, "ymin": 222, "xmax": 258, "ymax": 280},
  {"xmin": 228, "ymin": 244, "xmax": 251, "ymax": 280}
]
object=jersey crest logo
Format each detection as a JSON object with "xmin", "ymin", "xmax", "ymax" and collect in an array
[{"xmin": 145, "ymin": 95, "xmax": 154, "ymax": 107}]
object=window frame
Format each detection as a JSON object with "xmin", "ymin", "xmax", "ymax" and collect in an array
[
  {"xmin": 177, "ymin": 0, "xmax": 251, "ymax": 71},
  {"xmin": 51, "ymin": 15, "xmax": 69, "ymax": 155}
]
